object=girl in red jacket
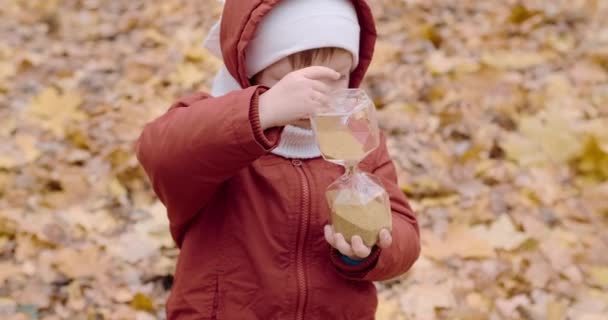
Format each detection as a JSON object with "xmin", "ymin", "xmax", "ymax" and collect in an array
[{"xmin": 136, "ymin": 0, "xmax": 420, "ymax": 319}]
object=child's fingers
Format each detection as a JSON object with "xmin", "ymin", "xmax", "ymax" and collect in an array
[
  {"xmin": 335, "ymin": 233, "xmax": 354, "ymax": 257},
  {"xmin": 378, "ymin": 229, "xmax": 393, "ymax": 248},
  {"xmin": 311, "ymin": 80, "xmax": 332, "ymax": 95},
  {"xmin": 351, "ymin": 236, "xmax": 371, "ymax": 258},
  {"xmin": 299, "ymin": 66, "xmax": 341, "ymax": 81},
  {"xmin": 324, "ymin": 225, "xmax": 336, "ymax": 247},
  {"xmin": 310, "ymin": 91, "xmax": 330, "ymax": 109}
]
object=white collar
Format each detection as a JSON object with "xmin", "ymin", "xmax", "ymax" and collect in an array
[{"xmin": 271, "ymin": 125, "xmax": 321, "ymax": 159}]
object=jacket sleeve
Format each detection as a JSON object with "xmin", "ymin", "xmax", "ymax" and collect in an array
[
  {"xmin": 135, "ymin": 86, "xmax": 282, "ymax": 247},
  {"xmin": 330, "ymin": 133, "xmax": 421, "ymax": 281}
]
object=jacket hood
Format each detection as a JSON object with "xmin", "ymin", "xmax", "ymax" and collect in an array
[{"xmin": 218, "ymin": 0, "xmax": 377, "ymax": 88}]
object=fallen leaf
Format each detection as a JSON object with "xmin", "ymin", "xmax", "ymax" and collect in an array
[
  {"xmin": 539, "ymin": 231, "xmax": 575, "ymax": 270},
  {"xmin": 113, "ymin": 288, "xmax": 134, "ymax": 304},
  {"xmin": 425, "ymin": 51, "xmax": 456, "ymax": 74},
  {"xmin": 582, "ymin": 183, "xmax": 608, "ymax": 216},
  {"xmin": 576, "ymin": 119, "xmax": 608, "ymax": 180},
  {"xmin": 376, "ymin": 294, "xmax": 406, "ymax": 320},
  {"xmin": 170, "ymin": 63, "xmax": 206, "ymax": 88},
  {"xmin": 0, "ymin": 117, "xmax": 16, "ymax": 137},
  {"xmin": 587, "ymin": 266, "xmax": 608, "ymax": 287},
  {"xmin": 470, "ymin": 215, "xmax": 529, "ymax": 251},
  {"xmin": 546, "ymin": 299, "xmax": 568, "ymax": 320},
  {"xmin": 0, "ymin": 297, "xmax": 17, "ymax": 316},
  {"xmin": 136, "ymin": 311, "xmax": 157, "ymax": 320},
  {"xmin": 133, "ymin": 201, "xmax": 173, "ymax": 250},
  {"xmin": 52, "ymin": 246, "xmax": 108, "ymax": 279},
  {"xmin": 508, "ymin": 4, "xmax": 540, "ymax": 24},
  {"xmin": 482, "ymin": 50, "xmax": 550, "ymax": 70},
  {"xmin": 27, "ymin": 87, "xmax": 86, "ymax": 137},
  {"xmin": 502, "ymin": 107, "xmax": 583, "ymax": 166},
  {"xmin": 130, "ymin": 293, "xmax": 155, "ymax": 313},
  {"xmin": 368, "ymin": 41, "xmax": 400, "ymax": 74},
  {"xmin": 495, "ymin": 294, "xmax": 530, "ymax": 317},
  {"xmin": 400, "ymin": 281, "xmax": 455, "ymax": 320},
  {"xmin": 422, "ymin": 225, "xmax": 495, "ymax": 260},
  {"xmin": 16, "ymin": 281, "xmax": 50, "ymax": 308},
  {"xmin": 0, "ymin": 262, "xmax": 21, "ymax": 283},
  {"xmin": 525, "ymin": 256, "xmax": 552, "ymax": 288},
  {"xmin": 0, "ymin": 61, "xmax": 16, "ymax": 80},
  {"xmin": 105, "ymin": 232, "xmax": 157, "ymax": 263},
  {"xmin": 15, "ymin": 134, "xmax": 40, "ymax": 164}
]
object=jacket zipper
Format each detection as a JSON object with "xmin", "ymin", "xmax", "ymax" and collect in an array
[{"xmin": 292, "ymin": 159, "xmax": 309, "ymax": 320}]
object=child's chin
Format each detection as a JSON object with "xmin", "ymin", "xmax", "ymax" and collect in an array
[{"xmin": 290, "ymin": 119, "xmax": 311, "ymax": 129}]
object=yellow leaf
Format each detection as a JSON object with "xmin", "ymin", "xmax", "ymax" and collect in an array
[
  {"xmin": 582, "ymin": 183, "xmax": 608, "ymax": 216},
  {"xmin": 0, "ymin": 61, "xmax": 15, "ymax": 80},
  {"xmin": 0, "ymin": 155, "xmax": 17, "ymax": 170},
  {"xmin": 546, "ymin": 299, "xmax": 567, "ymax": 320},
  {"xmin": 171, "ymin": 63, "xmax": 205, "ymax": 88},
  {"xmin": 113, "ymin": 288, "xmax": 134, "ymax": 303},
  {"xmin": 15, "ymin": 134, "xmax": 40, "ymax": 164},
  {"xmin": 368, "ymin": 41, "xmax": 400, "ymax": 74},
  {"xmin": 502, "ymin": 108, "xmax": 583, "ymax": 166},
  {"xmin": 27, "ymin": 87, "xmax": 86, "ymax": 137},
  {"xmin": 130, "ymin": 293, "xmax": 155, "ymax": 313},
  {"xmin": 419, "ymin": 24, "xmax": 442, "ymax": 47},
  {"xmin": 53, "ymin": 246, "xmax": 108, "ymax": 279},
  {"xmin": 425, "ymin": 52, "xmax": 479, "ymax": 75},
  {"xmin": 185, "ymin": 46, "xmax": 218, "ymax": 64},
  {"xmin": 0, "ymin": 262, "xmax": 21, "ymax": 283},
  {"xmin": 470, "ymin": 215, "xmax": 529, "ymax": 251},
  {"xmin": 588, "ymin": 266, "xmax": 608, "ymax": 287},
  {"xmin": 548, "ymin": 34, "xmax": 575, "ymax": 53},
  {"xmin": 0, "ymin": 210, "xmax": 18, "ymax": 236},
  {"xmin": 586, "ymin": 119, "xmax": 608, "ymax": 152},
  {"xmin": 482, "ymin": 50, "xmax": 550, "ymax": 70},
  {"xmin": 425, "ymin": 51, "xmax": 455, "ymax": 74},
  {"xmin": 106, "ymin": 232, "xmax": 157, "ymax": 263},
  {"xmin": 109, "ymin": 177, "xmax": 127, "ymax": 198},
  {"xmin": 508, "ymin": 4, "xmax": 539, "ymax": 24},
  {"xmin": 576, "ymin": 119, "xmax": 608, "ymax": 180},
  {"xmin": 524, "ymin": 256, "xmax": 552, "ymax": 288},
  {"xmin": 376, "ymin": 295, "xmax": 405, "ymax": 320},
  {"xmin": 400, "ymin": 281, "xmax": 455, "ymax": 320},
  {"xmin": 0, "ymin": 117, "xmax": 16, "ymax": 137},
  {"xmin": 133, "ymin": 201, "xmax": 173, "ymax": 250},
  {"xmin": 422, "ymin": 225, "xmax": 495, "ymax": 260},
  {"xmin": 144, "ymin": 29, "xmax": 169, "ymax": 45},
  {"xmin": 466, "ymin": 292, "xmax": 491, "ymax": 313}
]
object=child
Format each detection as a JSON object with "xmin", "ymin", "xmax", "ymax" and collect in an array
[{"xmin": 136, "ymin": 0, "xmax": 420, "ymax": 319}]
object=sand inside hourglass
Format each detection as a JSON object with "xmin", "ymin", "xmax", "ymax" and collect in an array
[
  {"xmin": 327, "ymin": 188, "xmax": 392, "ymax": 247},
  {"xmin": 312, "ymin": 113, "xmax": 367, "ymax": 164}
]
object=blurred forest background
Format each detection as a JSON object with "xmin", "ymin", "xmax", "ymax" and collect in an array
[{"xmin": 1, "ymin": 0, "xmax": 608, "ymax": 319}]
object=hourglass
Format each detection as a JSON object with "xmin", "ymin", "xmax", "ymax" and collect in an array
[{"xmin": 311, "ymin": 89, "xmax": 392, "ymax": 247}]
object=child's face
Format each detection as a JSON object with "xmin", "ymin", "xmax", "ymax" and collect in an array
[{"xmin": 256, "ymin": 50, "xmax": 353, "ymax": 128}]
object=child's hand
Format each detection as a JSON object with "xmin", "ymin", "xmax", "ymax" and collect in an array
[
  {"xmin": 323, "ymin": 225, "xmax": 393, "ymax": 260},
  {"xmin": 258, "ymin": 66, "xmax": 341, "ymax": 129}
]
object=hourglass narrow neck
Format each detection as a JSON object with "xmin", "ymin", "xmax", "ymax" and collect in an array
[{"xmin": 343, "ymin": 163, "xmax": 360, "ymax": 176}]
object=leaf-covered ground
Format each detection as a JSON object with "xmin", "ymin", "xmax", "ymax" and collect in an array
[{"xmin": 1, "ymin": 0, "xmax": 607, "ymax": 319}]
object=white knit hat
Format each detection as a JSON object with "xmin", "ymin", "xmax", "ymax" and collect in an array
[
  {"xmin": 204, "ymin": 0, "xmax": 361, "ymax": 81},
  {"xmin": 245, "ymin": 0, "xmax": 360, "ymax": 77}
]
